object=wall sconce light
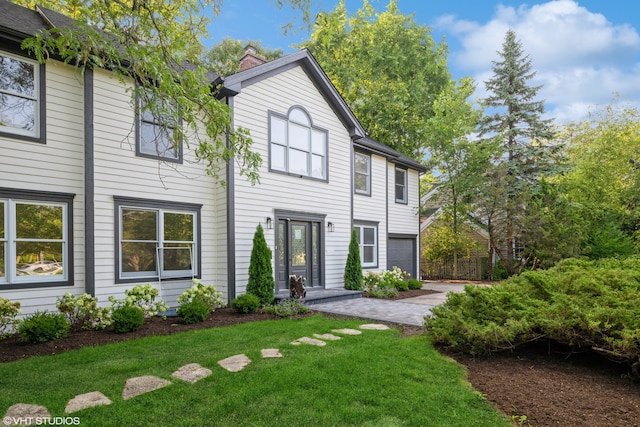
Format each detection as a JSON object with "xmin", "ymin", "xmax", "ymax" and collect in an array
[
  {"xmin": 265, "ymin": 217, "xmax": 273, "ymax": 229},
  {"xmin": 327, "ymin": 222, "xmax": 334, "ymax": 232}
]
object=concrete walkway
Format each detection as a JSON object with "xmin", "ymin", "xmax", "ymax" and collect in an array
[{"xmin": 311, "ymin": 282, "xmax": 475, "ymax": 327}]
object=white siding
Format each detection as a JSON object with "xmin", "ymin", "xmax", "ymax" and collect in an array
[
  {"xmin": 353, "ymin": 153, "xmax": 388, "ymax": 272},
  {"xmin": 231, "ymin": 66, "xmax": 352, "ymax": 292},
  {"xmin": 0, "ymin": 60, "xmax": 85, "ymax": 315},
  {"xmin": 91, "ymin": 69, "xmax": 227, "ymax": 307},
  {"xmin": 388, "ymin": 167, "xmax": 420, "ymax": 235}
]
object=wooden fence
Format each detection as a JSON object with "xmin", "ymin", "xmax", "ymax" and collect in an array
[{"xmin": 421, "ymin": 257, "xmax": 488, "ymax": 281}]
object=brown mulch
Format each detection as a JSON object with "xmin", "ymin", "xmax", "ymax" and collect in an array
[{"xmin": 2, "ymin": 290, "xmax": 639, "ymax": 426}]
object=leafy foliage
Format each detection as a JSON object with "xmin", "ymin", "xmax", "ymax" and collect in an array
[
  {"xmin": 425, "ymin": 257, "xmax": 640, "ymax": 376},
  {"xmin": 302, "ymin": 0, "xmax": 451, "ymax": 159},
  {"xmin": 246, "ymin": 224, "xmax": 275, "ymax": 306},
  {"xmin": 56, "ymin": 293, "xmax": 111, "ymax": 331},
  {"xmin": 264, "ymin": 299, "xmax": 311, "ymax": 317},
  {"xmin": 407, "ymin": 279, "xmax": 423, "ymax": 290},
  {"xmin": 177, "ymin": 279, "xmax": 226, "ymax": 313},
  {"xmin": 0, "ymin": 297, "xmax": 21, "ymax": 338},
  {"xmin": 204, "ymin": 38, "xmax": 283, "ymax": 75},
  {"xmin": 108, "ymin": 284, "xmax": 169, "ymax": 318},
  {"xmin": 177, "ymin": 294, "xmax": 211, "ymax": 324},
  {"xmin": 18, "ymin": 311, "xmax": 70, "ymax": 343},
  {"xmin": 231, "ymin": 294, "xmax": 261, "ymax": 314},
  {"xmin": 111, "ymin": 305, "xmax": 144, "ymax": 333},
  {"xmin": 344, "ymin": 229, "xmax": 363, "ymax": 290}
]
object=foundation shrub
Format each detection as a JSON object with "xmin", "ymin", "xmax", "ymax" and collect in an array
[
  {"xmin": 56, "ymin": 293, "xmax": 111, "ymax": 331},
  {"xmin": 0, "ymin": 297, "xmax": 21, "ymax": 338},
  {"xmin": 111, "ymin": 305, "xmax": 144, "ymax": 333},
  {"xmin": 18, "ymin": 311, "xmax": 70, "ymax": 343},
  {"xmin": 231, "ymin": 294, "xmax": 261, "ymax": 314},
  {"xmin": 177, "ymin": 294, "xmax": 211, "ymax": 324},
  {"xmin": 407, "ymin": 278, "xmax": 423, "ymax": 290}
]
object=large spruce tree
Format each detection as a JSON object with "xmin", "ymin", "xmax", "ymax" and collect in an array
[{"xmin": 477, "ymin": 29, "xmax": 559, "ymax": 275}]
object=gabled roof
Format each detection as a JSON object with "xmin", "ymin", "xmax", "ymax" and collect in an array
[{"xmin": 223, "ymin": 49, "xmax": 427, "ymax": 173}]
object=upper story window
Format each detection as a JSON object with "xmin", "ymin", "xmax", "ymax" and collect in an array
[
  {"xmin": 354, "ymin": 223, "xmax": 378, "ymax": 268},
  {"xmin": 395, "ymin": 167, "xmax": 407, "ymax": 204},
  {"xmin": 114, "ymin": 197, "xmax": 200, "ymax": 283},
  {"xmin": 136, "ymin": 90, "xmax": 182, "ymax": 162},
  {"xmin": 354, "ymin": 152, "xmax": 371, "ymax": 195},
  {"xmin": 0, "ymin": 189, "xmax": 74, "ymax": 289},
  {"xmin": 269, "ymin": 107, "xmax": 327, "ymax": 180},
  {"xmin": 0, "ymin": 51, "xmax": 44, "ymax": 142}
]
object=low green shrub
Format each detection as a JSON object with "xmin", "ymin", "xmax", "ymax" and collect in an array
[
  {"xmin": 177, "ymin": 295, "xmax": 211, "ymax": 324},
  {"xmin": 365, "ymin": 285, "xmax": 399, "ymax": 299},
  {"xmin": 407, "ymin": 279, "xmax": 423, "ymax": 290},
  {"xmin": 111, "ymin": 305, "xmax": 144, "ymax": 333},
  {"xmin": 177, "ymin": 279, "xmax": 226, "ymax": 313},
  {"xmin": 425, "ymin": 257, "xmax": 640, "ymax": 377},
  {"xmin": 265, "ymin": 299, "xmax": 311, "ymax": 318},
  {"xmin": 18, "ymin": 311, "xmax": 69, "ymax": 343},
  {"xmin": 0, "ymin": 297, "xmax": 21, "ymax": 338},
  {"xmin": 56, "ymin": 293, "xmax": 111, "ymax": 331},
  {"xmin": 109, "ymin": 284, "xmax": 169, "ymax": 318},
  {"xmin": 392, "ymin": 279, "xmax": 409, "ymax": 291},
  {"xmin": 231, "ymin": 294, "xmax": 261, "ymax": 314}
]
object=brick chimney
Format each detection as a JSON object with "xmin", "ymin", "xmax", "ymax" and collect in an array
[{"xmin": 239, "ymin": 45, "xmax": 267, "ymax": 71}]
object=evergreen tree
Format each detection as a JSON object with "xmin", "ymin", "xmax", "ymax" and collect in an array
[
  {"xmin": 344, "ymin": 229, "xmax": 363, "ymax": 291},
  {"xmin": 246, "ymin": 224, "xmax": 275, "ymax": 306},
  {"xmin": 477, "ymin": 29, "xmax": 559, "ymax": 275}
]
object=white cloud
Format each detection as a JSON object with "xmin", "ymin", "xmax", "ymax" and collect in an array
[{"xmin": 439, "ymin": 0, "xmax": 640, "ymax": 123}]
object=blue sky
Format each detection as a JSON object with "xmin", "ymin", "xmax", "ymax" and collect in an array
[{"xmin": 206, "ymin": 1, "xmax": 640, "ymax": 124}]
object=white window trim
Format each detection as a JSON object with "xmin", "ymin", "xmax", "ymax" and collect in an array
[
  {"xmin": 354, "ymin": 152, "xmax": 371, "ymax": 195},
  {"xmin": 269, "ymin": 107, "xmax": 328, "ymax": 180},
  {"xmin": 0, "ymin": 50, "xmax": 41, "ymax": 139},
  {"xmin": 354, "ymin": 223, "xmax": 378, "ymax": 268}
]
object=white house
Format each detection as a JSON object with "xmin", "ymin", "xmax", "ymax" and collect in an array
[{"xmin": 0, "ymin": 1, "xmax": 426, "ymax": 315}]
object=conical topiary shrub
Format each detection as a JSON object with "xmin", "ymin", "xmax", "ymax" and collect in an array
[
  {"xmin": 344, "ymin": 228, "xmax": 363, "ymax": 290},
  {"xmin": 246, "ymin": 224, "xmax": 275, "ymax": 306}
]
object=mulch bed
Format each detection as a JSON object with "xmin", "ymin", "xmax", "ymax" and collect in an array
[{"xmin": 2, "ymin": 289, "xmax": 639, "ymax": 426}]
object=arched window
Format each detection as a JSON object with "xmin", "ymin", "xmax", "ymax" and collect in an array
[{"xmin": 269, "ymin": 107, "xmax": 327, "ymax": 180}]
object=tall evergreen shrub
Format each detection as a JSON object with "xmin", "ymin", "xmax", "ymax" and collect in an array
[
  {"xmin": 344, "ymin": 228, "xmax": 363, "ymax": 290},
  {"xmin": 246, "ymin": 224, "xmax": 275, "ymax": 306}
]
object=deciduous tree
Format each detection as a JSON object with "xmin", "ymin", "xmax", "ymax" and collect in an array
[{"xmin": 204, "ymin": 38, "xmax": 283, "ymax": 76}]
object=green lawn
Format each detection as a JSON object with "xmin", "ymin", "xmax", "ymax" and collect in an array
[{"xmin": 1, "ymin": 315, "xmax": 510, "ymax": 426}]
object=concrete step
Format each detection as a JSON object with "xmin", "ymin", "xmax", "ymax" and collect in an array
[{"xmin": 275, "ymin": 288, "xmax": 362, "ymax": 305}]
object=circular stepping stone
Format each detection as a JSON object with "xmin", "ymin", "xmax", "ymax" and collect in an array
[
  {"xmin": 172, "ymin": 363, "xmax": 212, "ymax": 384},
  {"xmin": 313, "ymin": 333, "xmax": 341, "ymax": 341},
  {"xmin": 122, "ymin": 376, "xmax": 171, "ymax": 400},
  {"xmin": 4, "ymin": 404, "xmax": 50, "ymax": 425},
  {"xmin": 359, "ymin": 324, "xmax": 390, "ymax": 330},
  {"xmin": 291, "ymin": 336, "xmax": 326, "ymax": 346},
  {"xmin": 331, "ymin": 328, "xmax": 362, "ymax": 335},
  {"xmin": 261, "ymin": 348, "xmax": 283, "ymax": 358},
  {"xmin": 218, "ymin": 354, "xmax": 251, "ymax": 372},
  {"xmin": 65, "ymin": 391, "xmax": 112, "ymax": 413}
]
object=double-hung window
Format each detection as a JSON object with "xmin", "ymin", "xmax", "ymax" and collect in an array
[
  {"xmin": 354, "ymin": 152, "xmax": 371, "ymax": 195},
  {"xmin": 115, "ymin": 197, "xmax": 200, "ymax": 282},
  {"xmin": 395, "ymin": 167, "xmax": 407, "ymax": 204},
  {"xmin": 0, "ymin": 189, "xmax": 73, "ymax": 288},
  {"xmin": 136, "ymin": 90, "xmax": 182, "ymax": 162},
  {"xmin": 354, "ymin": 223, "xmax": 377, "ymax": 268},
  {"xmin": 269, "ymin": 107, "xmax": 328, "ymax": 180},
  {"xmin": 0, "ymin": 51, "xmax": 44, "ymax": 142}
]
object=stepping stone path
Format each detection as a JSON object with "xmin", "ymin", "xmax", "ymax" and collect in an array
[
  {"xmin": 4, "ymin": 404, "xmax": 51, "ymax": 425},
  {"xmin": 313, "ymin": 333, "xmax": 341, "ymax": 341},
  {"xmin": 331, "ymin": 328, "xmax": 362, "ymax": 335},
  {"xmin": 65, "ymin": 391, "xmax": 111, "ymax": 414},
  {"xmin": 261, "ymin": 348, "xmax": 283, "ymax": 358},
  {"xmin": 172, "ymin": 363, "xmax": 212, "ymax": 384},
  {"xmin": 291, "ymin": 336, "xmax": 326, "ymax": 346},
  {"xmin": 218, "ymin": 354, "xmax": 251, "ymax": 372},
  {"xmin": 360, "ymin": 324, "xmax": 390, "ymax": 331},
  {"xmin": 4, "ymin": 323, "xmax": 391, "ymax": 418},
  {"xmin": 122, "ymin": 376, "xmax": 171, "ymax": 400}
]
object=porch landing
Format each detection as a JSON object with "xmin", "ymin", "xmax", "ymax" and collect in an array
[{"xmin": 275, "ymin": 288, "xmax": 362, "ymax": 305}]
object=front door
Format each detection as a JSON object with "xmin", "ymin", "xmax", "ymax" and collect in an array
[{"xmin": 276, "ymin": 218, "xmax": 322, "ymax": 294}]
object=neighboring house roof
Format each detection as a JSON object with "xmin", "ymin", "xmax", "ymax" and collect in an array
[
  {"xmin": 419, "ymin": 186, "xmax": 490, "ymax": 238},
  {"xmin": 223, "ymin": 49, "xmax": 427, "ymax": 173}
]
